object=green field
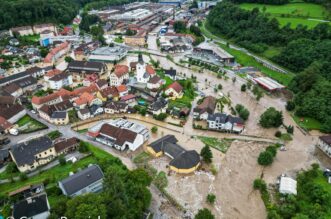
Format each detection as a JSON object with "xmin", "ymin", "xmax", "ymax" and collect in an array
[
  {"xmin": 292, "ymin": 114, "xmax": 322, "ymax": 131},
  {"xmin": 240, "ymin": 3, "xmax": 330, "ymax": 28},
  {"xmin": 197, "ymin": 136, "xmax": 233, "ymax": 153}
]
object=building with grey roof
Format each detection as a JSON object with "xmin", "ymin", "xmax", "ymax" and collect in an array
[
  {"xmin": 147, "ymin": 135, "xmax": 200, "ymax": 174},
  {"xmin": 10, "ymin": 136, "xmax": 55, "ymax": 172},
  {"xmin": 88, "ymin": 46, "xmax": 128, "ymax": 63},
  {"xmin": 58, "ymin": 164, "xmax": 104, "ymax": 197},
  {"xmin": 13, "ymin": 194, "xmax": 50, "ymax": 219},
  {"xmin": 207, "ymin": 113, "xmax": 245, "ymax": 133}
]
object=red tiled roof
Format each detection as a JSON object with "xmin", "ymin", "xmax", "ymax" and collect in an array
[
  {"xmin": 146, "ymin": 65, "xmax": 155, "ymax": 75},
  {"xmin": 0, "ymin": 116, "xmax": 12, "ymax": 130},
  {"xmin": 167, "ymin": 82, "xmax": 183, "ymax": 93},
  {"xmin": 114, "ymin": 65, "xmax": 129, "ymax": 78},
  {"xmin": 45, "ymin": 69, "xmax": 62, "ymax": 78},
  {"xmin": 74, "ymin": 92, "xmax": 95, "ymax": 105},
  {"xmin": 100, "ymin": 86, "xmax": 118, "ymax": 98},
  {"xmin": 121, "ymin": 94, "xmax": 136, "ymax": 101},
  {"xmin": 31, "ymin": 88, "xmax": 71, "ymax": 105},
  {"xmin": 44, "ymin": 42, "xmax": 69, "ymax": 63},
  {"xmin": 116, "ymin": 85, "xmax": 127, "ymax": 93}
]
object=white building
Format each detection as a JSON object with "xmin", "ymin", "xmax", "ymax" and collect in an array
[
  {"xmin": 47, "ymin": 72, "xmax": 73, "ymax": 90},
  {"xmin": 136, "ymin": 54, "xmax": 155, "ymax": 84},
  {"xmin": 109, "ymin": 65, "xmax": 129, "ymax": 86},
  {"xmin": 88, "ymin": 46, "xmax": 127, "ymax": 63},
  {"xmin": 111, "ymin": 8, "xmax": 153, "ymax": 21},
  {"xmin": 279, "ymin": 176, "xmax": 297, "ymax": 195}
]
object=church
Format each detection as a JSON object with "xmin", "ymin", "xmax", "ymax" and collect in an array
[{"xmin": 136, "ymin": 53, "xmax": 156, "ymax": 84}]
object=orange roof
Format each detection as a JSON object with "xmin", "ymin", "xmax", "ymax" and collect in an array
[
  {"xmin": 116, "ymin": 85, "xmax": 127, "ymax": 93},
  {"xmin": 74, "ymin": 92, "xmax": 95, "ymax": 105},
  {"xmin": 71, "ymin": 83, "xmax": 98, "ymax": 96},
  {"xmin": 44, "ymin": 41, "xmax": 69, "ymax": 63},
  {"xmin": 146, "ymin": 65, "xmax": 155, "ymax": 75},
  {"xmin": 100, "ymin": 86, "xmax": 118, "ymax": 98},
  {"xmin": 114, "ymin": 65, "xmax": 129, "ymax": 78},
  {"xmin": 32, "ymin": 89, "xmax": 71, "ymax": 105},
  {"xmin": 45, "ymin": 69, "xmax": 62, "ymax": 77}
]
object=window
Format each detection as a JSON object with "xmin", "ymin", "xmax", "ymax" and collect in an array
[{"xmin": 44, "ymin": 152, "xmax": 47, "ymax": 155}]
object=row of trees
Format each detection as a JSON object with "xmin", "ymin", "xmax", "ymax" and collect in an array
[
  {"xmin": 49, "ymin": 159, "xmax": 152, "ymax": 219},
  {"xmin": 231, "ymin": 0, "xmax": 289, "ymax": 5}
]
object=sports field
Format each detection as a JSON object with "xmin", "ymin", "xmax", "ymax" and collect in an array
[{"xmin": 240, "ymin": 3, "xmax": 330, "ymax": 28}]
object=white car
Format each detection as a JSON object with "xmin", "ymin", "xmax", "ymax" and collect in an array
[{"xmin": 31, "ymin": 110, "xmax": 36, "ymax": 114}]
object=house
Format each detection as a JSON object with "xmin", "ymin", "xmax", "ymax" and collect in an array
[
  {"xmin": 33, "ymin": 23, "xmax": 57, "ymax": 34},
  {"xmin": 8, "ymin": 184, "xmax": 45, "ymax": 198},
  {"xmin": 165, "ymin": 81, "xmax": 183, "ymax": 100},
  {"xmin": 2, "ymin": 83, "xmax": 23, "ymax": 97},
  {"xmin": 47, "ymin": 72, "xmax": 73, "ymax": 90},
  {"xmin": 54, "ymin": 137, "xmax": 80, "ymax": 155},
  {"xmin": 317, "ymin": 136, "xmax": 331, "ymax": 158},
  {"xmin": 10, "ymin": 136, "xmax": 55, "ymax": 172},
  {"xmin": 58, "ymin": 164, "xmax": 104, "ymax": 197},
  {"xmin": 88, "ymin": 119, "xmax": 149, "ymax": 151},
  {"xmin": 207, "ymin": 113, "xmax": 244, "ymax": 133},
  {"xmin": 13, "ymin": 194, "xmax": 50, "ymax": 219},
  {"xmin": 44, "ymin": 69, "xmax": 62, "ymax": 81},
  {"xmin": 0, "ymin": 116, "xmax": 13, "ymax": 134},
  {"xmin": 10, "ymin": 26, "xmax": 34, "ymax": 37},
  {"xmin": 0, "ymin": 103, "xmax": 26, "ymax": 124},
  {"xmin": 120, "ymin": 94, "xmax": 136, "ymax": 106},
  {"xmin": 90, "ymin": 104, "xmax": 104, "ymax": 116},
  {"xmin": 31, "ymin": 89, "xmax": 71, "ymax": 109},
  {"xmin": 96, "ymin": 79, "xmax": 108, "ymax": 90},
  {"xmin": 44, "ymin": 41, "xmax": 70, "ymax": 64},
  {"xmin": 97, "ymin": 86, "xmax": 119, "ymax": 102},
  {"xmin": 148, "ymin": 97, "xmax": 168, "ymax": 115},
  {"xmin": 83, "ymin": 74, "xmax": 99, "ymax": 87},
  {"xmin": 136, "ymin": 54, "xmax": 156, "ymax": 84},
  {"xmin": 193, "ymin": 96, "xmax": 216, "ymax": 120},
  {"xmin": 74, "ymin": 92, "xmax": 102, "ymax": 109},
  {"xmin": 164, "ymin": 69, "xmax": 177, "ymax": 80},
  {"xmin": 147, "ymin": 75, "xmax": 164, "ymax": 90},
  {"xmin": 116, "ymin": 84, "xmax": 129, "ymax": 97},
  {"xmin": 109, "ymin": 65, "xmax": 129, "ymax": 86},
  {"xmin": 38, "ymin": 105, "xmax": 69, "ymax": 125},
  {"xmin": 104, "ymin": 101, "xmax": 128, "ymax": 114},
  {"xmin": 78, "ymin": 108, "xmax": 91, "ymax": 120},
  {"xmin": 147, "ymin": 135, "xmax": 200, "ymax": 174},
  {"xmin": 67, "ymin": 60, "xmax": 107, "ymax": 83}
]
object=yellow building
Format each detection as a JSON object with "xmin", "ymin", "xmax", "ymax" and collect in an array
[
  {"xmin": 147, "ymin": 135, "xmax": 200, "ymax": 174},
  {"xmin": 10, "ymin": 137, "xmax": 56, "ymax": 172}
]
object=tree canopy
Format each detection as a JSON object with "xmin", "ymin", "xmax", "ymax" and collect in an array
[{"xmin": 259, "ymin": 107, "xmax": 283, "ymax": 128}]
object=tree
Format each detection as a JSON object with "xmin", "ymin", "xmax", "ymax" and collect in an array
[
  {"xmin": 241, "ymin": 84, "xmax": 247, "ymax": 92},
  {"xmin": 64, "ymin": 56, "xmax": 73, "ymax": 63},
  {"xmin": 58, "ymin": 155, "xmax": 66, "ymax": 166},
  {"xmin": 275, "ymin": 130, "xmax": 282, "ymax": 138},
  {"xmin": 287, "ymin": 125, "xmax": 294, "ymax": 134},
  {"xmin": 19, "ymin": 173, "xmax": 28, "ymax": 181},
  {"xmin": 206, "ymin": 193, "xmax": 216, "ymax": 205},
  {"xmin": 6, "ymin": 162, "xmax": 18, "ymax": 174},
  {"xmin": 286, "ymin": 101, "xmax": 295, "ymax": 111},
  {"xmin": 218, "ymin": 84, "xmax": 223, "ymax": 90},
  {"xmin": 200, "ymin": 145, "xmax": 213, "ymax": 164},
  {"xmin": 259, "ymin": 107, "xmax": 283, "ymax": 128},
  {"xmin": 1, "ymin": 204, "xmax": 11, "ymax": 218},
  {"xmin": 235, "ymin": 104, "xmax": 250, "ymax": 121},
  {"xmin": 78, "ymin": 141, "xmax": 89, "ymax": 153},
  {"xmin": 151, "ymin": 126, "xmax": 158, "ymax": 134},
  {"xmin": 173, "ymin": 21, "xmax": 187, "ymax": 33},
  {"xmin": 257, "ymin": 151, "xmax": 274, "ymax": 166},
  {"xmin": 195, "ymin": 208, "xmax": 215, "ymax": 219}
]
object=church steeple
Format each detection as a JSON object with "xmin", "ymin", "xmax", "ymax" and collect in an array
[{"xmin": 138, "ymin": 53, "xmax": 144, "ymax": 64}]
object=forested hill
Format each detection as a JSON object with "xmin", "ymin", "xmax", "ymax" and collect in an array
[
  {"xmin": 207, "ymin": 1, "xmax": 331, "ymax": 132},
  {"xmin": 0, "ymin": 0, "xmax": 134, "ymax": 30}
]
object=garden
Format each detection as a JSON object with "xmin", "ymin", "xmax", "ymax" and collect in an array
[{"xmin": 16, "ymin": 115, "xmax": 48, "ymax": 133}]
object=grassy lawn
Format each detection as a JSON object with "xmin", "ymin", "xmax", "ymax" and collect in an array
[
  {"xmin": 114, "ymin": 36, "xmax": 123, "ymax": 43},
  {"xmin": 197, "ymin": 136, "xmax": 233, "ymax": 153},
  {"xmin": 16, "ymin": 115, "xmax": 48, "ymax": 133},
  {"xmin": 292, "ymin": 114, "xmax": 322, "ymax": 131},
  {"xmin": 168, "ymin": 93, "xmax": 194, "ymax": 109},
  {"xmin": 240, "ymin": 3, "xmax": 330, "ymax": 28},
  {"xmin": 217, "ymin": 43, "xmax": 294, "ymax": 86},
  {"xmin": 0, "ymin": 143, "xmax": 114, "ymax": 196}
]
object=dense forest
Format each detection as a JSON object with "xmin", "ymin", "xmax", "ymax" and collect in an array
[
  {"xmin": 207, "ymin": 1, "xmax": 331, "ymax": 132},
  {"xmin": 231, "ymin": 0, "xmax": 289, "ymax": 5},
  {"xmin": 0, "ymin": 0, "xmax": 135, "ymax": 30}
]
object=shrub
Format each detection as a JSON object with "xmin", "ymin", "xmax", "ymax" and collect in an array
[
  {"xmin": 151, "ymin": 126, "xmax": 158, "ymax": 134},
  {"xmin": 253, "ymin": 178, "xmax": 267, "ymax": 190},
  {"xmin": 154, "ymin": 171, "xmax": 168, "ymax": 190},
  {"xmin": 6, "ymin": 162, "xmax": 18, "ymax": 174},
  {"xmin": 79, "ymin": 141, "xmax": 89, "ymax": 153},
  {"xmin": 286, "ymin": 101, "xmax": 295, "ymax": 111},
  {"xmin": 241, "ymin": 84, "xmax": 247, "ymax": 92},
  {"xmin": 266, "ymin": 145, "xmax": 277, "ymax": 157},
  {"xmin": 59, "ymin": 155, "xmax": 66, "ymax": 166},
  {"xmin": 260, "ymin": 107, "xmax": 283, "ymax": 128},
  {"xmin": 195, "ymin": 208, "xmax": 215, "ymax": 219},
  {"xmin": 287, "ymin": 125, "xmax": 294, "ymax": 134},
  {"xmin": 153, "ymin": 113, "xmax": 167, "ymax": 121},
  {"xmin": 258, "ymin": 151, "xmax": 274, "ymax": 166},
  {"xmin": 275, "ymin": 131, "xmax": 282, "ymax": 138},
  {"xmin": 206, "ymin": 193, "xmax": 216, "ymax": 205}
]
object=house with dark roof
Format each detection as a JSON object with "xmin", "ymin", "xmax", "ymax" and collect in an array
[
  {"xmin": 148, "ymin": 97, "xmax": 168, "ymax": 115},
  {"xmin": 207, "ymin": 113, "xmax": 244, "ymax": 133},
  {"xmin": 13, "ymin": 194, "xmax": 50, "ymax": 219},
  {"xmin": 0, "ymin": 103, "xmax": 26, "ymax": 124},
  {"xmin": 193, "ymin": 96, "xmax": 217, "ymax": 120},
  {"xmin": 10, "ymin": 137, "xmax": 55, "ymax": 172},
  {"xmin": 147, "ymin": 135, "xmax": 200, "ymax": 174},
  {"xmin": 54, "ymin": 137, "xmax": 80, "ymax": 155},
  {"xmin": 147, "ymin": 75, "xmax": 164, "ymax": 90},
  {"xmin": 78, "ymin": 108, "xmax": 91, "ymax": 120},
  {"xmin": 317, "ymin": 136, "xmax": 331, "ymax": 158},
  {"xmin": 67, "ymin": 60, "xmax": 107, "ymax": 83},
  {"xmin": 58, "ymin": 164, "xmax": 104, "ymax": 197},
  {"xmin": 2, "ymin": 83, "xmax": 23, "ymax": 97},
  {"xmin": 0, "ymin": 149, "xmax": 10, "ymax": 166},
  {"xmin": 104, "ymin": 101, "xmax": 128, "ymax": 114},
  {"xmin": 164, "ymin": 69, "xmax": 177, "ymax": 80},
  {"xmin": 38, "ymin": 104, "xmax": 69, "ymax": 125},
  {"xmin": 47, "ymin": 72, "xmax": 73, "ymax": 90}
]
